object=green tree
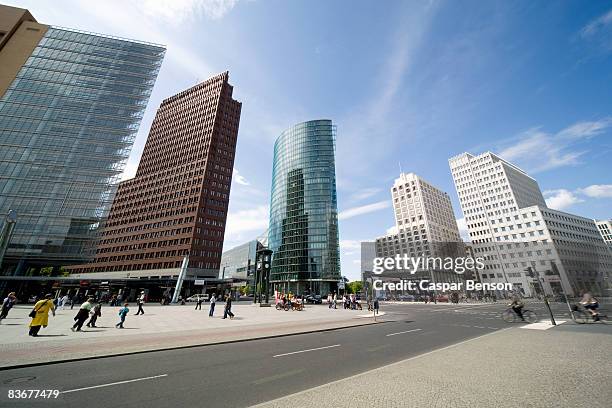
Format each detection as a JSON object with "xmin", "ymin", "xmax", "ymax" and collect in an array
[{"xmin": 346, "ymin": 281, "xmax": 364, "ymax": 294}]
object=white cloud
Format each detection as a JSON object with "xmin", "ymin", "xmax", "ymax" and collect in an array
[
  {"xmin": 497, "ymin": 118, "xmax": 612, "ymax": 173},
  {"xmin": 232, "ymin": 168, "xmax": 250, "ymax": 186},
  {"xmin": 456, "ymin": 217, "xmax": 470, "ymax": 242},
  {"xmin": 137, "ymin": 0, "xmax": 239, "ymax": 23},
  {"xmin": 578, "ymin": 184, "xmax": 612, "ymax": 198},
  {"xmin": 338, "ymin": 200, "xmax": 391, "ymax": 221},
  {"xmin": 580, "ymin": 9, "xmax": 612, "ymax": 37},
  {"xmin": 224, "ymin": 205, "xmax": 269, "ymax": 237},
  {"xmin": 543, "ymin": 189, "xmax": 584, "ymax": 211}
]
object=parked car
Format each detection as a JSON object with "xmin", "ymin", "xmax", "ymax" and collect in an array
[
  {"xmin": 186, "ymin": 294, "xmax": 208, "ymax": 302},
  {"xmin": 398, "ymin": 294, "xmax": 415, "ymax": 302},
  {"xmin": 305, "ymin": 294, "xmax": 322, "ymax": 304},
  {"xmin": 28, "ymin": 295, "xmax": 38, "ymax": 303}
]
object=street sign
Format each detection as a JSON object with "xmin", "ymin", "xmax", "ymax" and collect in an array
[{"xmin": 194, "ymin": 279, "xmax": 205, "ymax": 285}]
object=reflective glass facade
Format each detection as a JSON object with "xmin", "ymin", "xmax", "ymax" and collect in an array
[
  {"xmin": 268, "ymin": 120, "xmax": 340, "ymax": 295},
  {"xmin": 0, "ymin": 27, "xmax": 165, "ymax": 272}
]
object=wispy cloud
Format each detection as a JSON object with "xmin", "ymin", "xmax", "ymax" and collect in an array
[
  {"xmin": 137, "ymin": 0, "xmax": 239, "ymax": 24},
  {"xmin": 338, "ymin": 201, "xmax": 391, "ymax": 221},
  {"xmin": 497, "ymin": 118, "xmax": 612, "ymax": 173},
  {"xmin": 349, "ymin": 188, "xmax": 382, "ymax": 202},
  {"xmin": 544, "ymin": 189, "xmax": 584, "ymax": 211},
  {"xmin": 580, "ymin": 9, "xmax": 612, "ymax": 37},
  {"xmin": 232, "ymin": 168, "xmax": 250, "ymax": 186}
]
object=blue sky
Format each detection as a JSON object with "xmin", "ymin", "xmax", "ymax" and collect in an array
[{"xmin": 10, "ymin": 0, "xmax": 612, "ymax": 280}]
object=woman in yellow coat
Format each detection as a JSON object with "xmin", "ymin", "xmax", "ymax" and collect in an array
[{"xmin": 29, "ymin": 293, "xmax": 55, "ymax": 337}]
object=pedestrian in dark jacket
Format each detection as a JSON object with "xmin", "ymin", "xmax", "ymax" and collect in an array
[
  {"xmin": 0, "ymin": 292, "xmax": 17, "ymax": 322},
  {"xmin": 222, "ymin": 295, "xmax": 234, "ymax": 319},
  {"xmin": 71, "ymin": 298, "xmax": 94, "ymax": 332}
]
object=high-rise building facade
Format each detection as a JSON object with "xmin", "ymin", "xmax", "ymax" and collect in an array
[
  {"xmin": 0, "ymin": 5, "xmax": 165, "ymax": 273},
  {"xmin": 268, "ymin": 119, "xmax": 340, "ymax": 295},
  {"xmin": 70, "ymin": 72, "xmax": 241, "ymax": 279},
  {"xmin": 375, "ymin": 173, "xmax": 464, "ymax": 284},
  {"xmin": 449, "ymin": 152, "xmax": 611, "ymax": 296}
]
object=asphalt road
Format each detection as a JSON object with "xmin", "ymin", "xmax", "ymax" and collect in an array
[{"xmin": 0, "ymin": 301, "xmax": 600, "ymax": 408}]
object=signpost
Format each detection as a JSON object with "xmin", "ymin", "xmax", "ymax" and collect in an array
[{"xmin": 171, "ymin": 256, "xmax": 189, "ymax": 303}]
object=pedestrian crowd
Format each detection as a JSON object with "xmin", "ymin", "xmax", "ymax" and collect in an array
[{"xmin": 1, "ymin": 290, "xmax": 238, "ymax": 338}]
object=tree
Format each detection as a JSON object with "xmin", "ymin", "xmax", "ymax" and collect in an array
[{"xmin": 346, "ymin": 281, "xmax": 364, "ymax": 294}]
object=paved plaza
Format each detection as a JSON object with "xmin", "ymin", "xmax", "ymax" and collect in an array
[{"xmin": 0, "ymin": 302, "xmax": 375, "ymax": 368}]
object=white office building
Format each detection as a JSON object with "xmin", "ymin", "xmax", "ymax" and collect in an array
[
  {"xmin": 449, "ymin": 152, "xmax": 611, "ymax": 297},
  {"xmin": 595, "ymin": 220, "xmax": 612, "ymax": 248},
  {"xmin": 375, "ymin": 173, "xmax": 464, "ymax": 285}
]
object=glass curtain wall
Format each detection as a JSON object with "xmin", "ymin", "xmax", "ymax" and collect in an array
[
  {"xmin": 0, "ymin": 27, "xmax": 165, "ymax": 272},
  {"xmin": 268, "ymin": 119, "xmax": 340, "ymax": 295}
]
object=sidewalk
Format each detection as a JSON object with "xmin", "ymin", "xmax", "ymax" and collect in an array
[
  {"xmin": 255, "ymin": 325, "xmax": 612, "ymax": 408},
  {"xmin": 0, "ymin": 304, "xmax": 376, "ymax": 368}
]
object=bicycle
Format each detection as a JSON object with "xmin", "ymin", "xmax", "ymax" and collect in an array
[
  {"xmin": 275, "ymin": 302, "xmax": 290, "ymax": 311},
  {"xmin": 570, "ymin": 304, "xmax": 608, "ymax": 324},
  {"xmin": 502, "ymin": 308, "xmax": 538, "ymax": 323}
]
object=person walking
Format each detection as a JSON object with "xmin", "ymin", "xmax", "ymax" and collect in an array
[
  {"xmin": 373, "ymin": 297, "xmax": 380, "ymax": 315},
  {"xmin": 222, "ymin": 294, "xmax": 234, "ymax": 319},
  {"xmin": 116, "ymin": 303, "xmax": 129, "ymax": 328},
  {"xmin": 195, "ymin": 295, "xmax": 203, "ymax": 310},
  {"xmin": 333, "ymin": 293, "xmax": 337, "ymax": 309},
  {"xmin": 135, "ymin": 291, "xmax": 145, "ymax": 315},
  {"xmin": 209, "ymin": 293, "xmax": 216, "ymax": 317},
  {"xmin": 70, "ymin": 295, "xmax": 76, "ymax": 310},
  {"xmin": 0, "ymin": 292, "xmax": 17, "ymax": 323},
  {"xmin": 60, "ymin": 294, "xmax": 69, "ymax": 310},
  {"xmin": 328, "ymin": 293, "xmax": 333, "ymax": 309},
  {"xmin": 86, "ymin": 301, "xmax": 102, "ymax": 328},
  {"xmin": 28, "ymin": 293, "xmax": 55, "ymax": 337},
  {"xmin": 71, "ymin": 297, "xmax": 94, "ymax": 332}
]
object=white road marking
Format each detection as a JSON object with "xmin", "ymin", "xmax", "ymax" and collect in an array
[
  {"xmin": 386, "ymin": 328, "xmax": 422, "ymax": 337},
  {"xmin": 273, "ymin": 344, "xmax": 341, "ymax": 357},
  {"xmin": 473, "ymin": 326, "xmax": 486, "ymax": 329},
  {"xmin": 61, "ymin": 374, "xmax": 168, "ymax": 394},
  {"xmin": 520, "ymin": 320, "xmax": 567, "ymax": 330}
]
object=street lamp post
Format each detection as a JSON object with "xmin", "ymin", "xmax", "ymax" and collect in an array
[
  {"xmin": 525, "ymin": 266, "xmax": 555, "ymax": 325},
  {"xmin": 255, "ymin": 248, "xmax": 273, "ymax": 306}
]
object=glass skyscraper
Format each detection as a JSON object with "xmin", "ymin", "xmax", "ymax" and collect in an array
[
  {"xmin": 0, "ymin": 5, "xmax": 165, "ymax": 274},
  {"xmin": 268, "ymin": 119, "xmax": 341, "ymax": 295}
]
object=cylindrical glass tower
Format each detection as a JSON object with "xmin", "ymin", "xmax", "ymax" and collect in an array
[{"xmin": 268, "ymin": 119, "xmax": 341, "ymax": 296}]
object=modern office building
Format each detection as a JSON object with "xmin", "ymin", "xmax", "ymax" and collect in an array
[
  {"xmin": 375, "ymin": 173, "xmax": 465, "ymax": 284},
  {"xmin": 218, "ymin": 239, "xmax": 264, "ymax": 281},
  {"xmin": 69, "ymin": 72, "xmax": 241, "ymax": 281},
  {"xmin": 0, "ymin": 5, "xmax": 165, "ymax": 274},
  {"xmin": 360, "ymin": 241, "xmax": 376, "ymax": 282},
  {"xmin": 595, "ymin": 220, "xmax": 612, "ymax": 249},
  {"xmin": 268, "ymin": 119, "xmax": 341, "ymax": 295},
  {"xmin": 449, "ymin": 152, "xmax": 611, "ymax": 296}
]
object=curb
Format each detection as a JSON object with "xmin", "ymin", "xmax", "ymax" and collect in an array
[{"xmin": 0, "ymin": 319, "xmax": 383, "ymax": 371}]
